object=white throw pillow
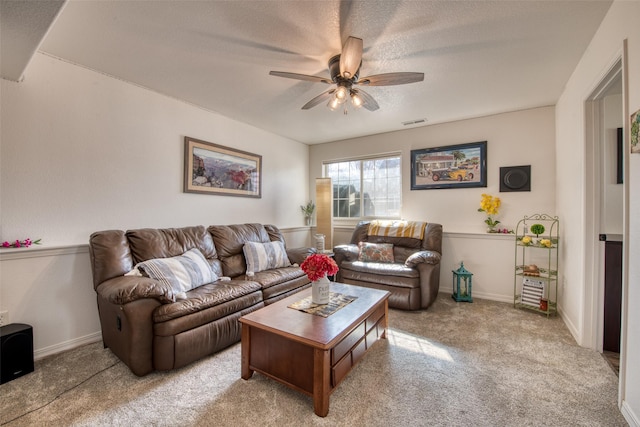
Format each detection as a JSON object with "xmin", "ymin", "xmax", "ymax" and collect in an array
[
  {"xmin": 243, "ymin": 241, "xmax": 291, "ymax": 273},
  {"xmin": 135, "ymin": 248, "xmax": 218, "ymax": 300}
]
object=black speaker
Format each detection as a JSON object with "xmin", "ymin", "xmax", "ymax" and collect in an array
[
  {"xmin": 1, "ymin": 323, "xmax": 34, "ymax": 384},
  {"xmin": 500, "ymin": 165, "xmax": 531, "ymax": 192}
]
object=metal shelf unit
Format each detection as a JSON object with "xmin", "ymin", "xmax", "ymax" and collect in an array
[{"xmin": 513, "ymin": 214, "xmax": 559, "ymax": 317}]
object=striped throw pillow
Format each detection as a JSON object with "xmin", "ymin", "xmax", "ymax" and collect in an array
[
  {"xmin": 243, "ymin": 241, "xmax": 291, "ymax": 273},
  {"xmin": 136, "ymin": 248, "xmax": 217, "ymax": 300}
]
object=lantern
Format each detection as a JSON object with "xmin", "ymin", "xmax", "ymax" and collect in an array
[{"xmin": 452, "ymin": 262, "xmax": 473, "ymax": 302}]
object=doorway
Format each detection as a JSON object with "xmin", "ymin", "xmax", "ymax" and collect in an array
[{"xmin": 584, "ymin": 59, "xmax": 624, "ymax": 374}]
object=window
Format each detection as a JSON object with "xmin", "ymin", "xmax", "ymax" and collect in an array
[{"xmin": 324, "ymin": 154, "xmax": 401, "ymax": 219}]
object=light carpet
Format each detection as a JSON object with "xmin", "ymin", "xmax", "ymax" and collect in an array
[{"xmin": 0, "ymin": 295, "xmax": 627, "ymax": 426}]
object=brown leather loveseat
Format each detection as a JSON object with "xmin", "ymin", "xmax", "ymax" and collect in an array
[
  {"xmin": 333, "ymin": 220, "xmax": 442, "ymax": 310},
  {"xmin": 89, "ymin": 223, "xmax": 312, "ymax": 376}
]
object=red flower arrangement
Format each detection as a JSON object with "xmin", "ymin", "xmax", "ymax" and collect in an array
[
  {"xmin": 2, "ymin": 238, "xmax": 41, "ymax": 248},
  {"xmin": 300, "ymin": 253, "xmax": 338, "ymax": 282}
]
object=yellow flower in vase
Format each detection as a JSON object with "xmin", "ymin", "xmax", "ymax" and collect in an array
[{"xmin": 478, "ymin": 194, "xmax": 501, "ymax": 232}]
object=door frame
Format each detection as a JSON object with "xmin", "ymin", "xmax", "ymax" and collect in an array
[{"xmin": 583, "ymin": 41, "xmax": 629, "ymax": 406}]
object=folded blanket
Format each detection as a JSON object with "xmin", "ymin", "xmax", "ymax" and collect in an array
[{"xmin": 368, "ymin": 220, "xmax": 427, "ymax": 240}]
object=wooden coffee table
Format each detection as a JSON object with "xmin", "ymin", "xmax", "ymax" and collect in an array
[{"xmin": 239, "ymin": 282, "xmax": 390, "ymax": 417}]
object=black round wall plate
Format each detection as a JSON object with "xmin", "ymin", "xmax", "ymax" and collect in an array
[{"xmin": 500, "ymin": 165, "xmax": 531, "ymax": 192}]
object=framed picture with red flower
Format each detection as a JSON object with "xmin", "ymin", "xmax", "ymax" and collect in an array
[{"xmin": 184, "ymin": 136, "xmax": 262, "ymax": 198}]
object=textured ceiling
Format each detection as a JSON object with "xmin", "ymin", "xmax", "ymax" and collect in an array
[{"xmin": 7, "ymin": 0, "xmax": 613, "ymax": 144}]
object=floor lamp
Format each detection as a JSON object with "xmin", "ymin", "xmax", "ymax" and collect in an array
[{"xmin": 315, "ymin": 178, "xmax": 333, "ymax": 251}]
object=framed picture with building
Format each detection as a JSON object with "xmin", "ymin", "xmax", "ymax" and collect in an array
[{"xmin": 410, "ymin": 141, "xmax": 487, "ymax": 190}]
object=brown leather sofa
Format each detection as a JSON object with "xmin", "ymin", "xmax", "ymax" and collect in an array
[
  {"xmin": 333, "ymin": 221, "xmax": 442, "ymax": 310},
  {"xmin": 89, "ymin": 223, "xmax": 312, "ymax": 376}
]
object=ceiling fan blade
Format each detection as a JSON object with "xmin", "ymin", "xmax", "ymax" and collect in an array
[
  {"xmin": 269, "ymin": 71, "xmax": 332, "ymax": 84},
  {"xmin": 302, "ymin": 89, "xmax": 336, "ymax": 110},
  {"xmin": 353, "ymin": 88, "xmax": 379, "ymax": 111},
  {"xmin": 339, "ymin": 36, "xmax": 363, "ymax": 79},
  {"xmin": 357, "ymin": 72, "xmax": 424, "ymax": 86}
]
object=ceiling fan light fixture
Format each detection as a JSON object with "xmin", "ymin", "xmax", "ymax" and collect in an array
[
  {"xmin": 327, "ymin": 97, "xmax": 341, "ymax": 111},
  {"xmin": 350, "ymin": 91, "xmax": 363, "ymax": 108},
  {"xmin": 335, "ymin": 85, "xmax": 349, "ymax": 102}
]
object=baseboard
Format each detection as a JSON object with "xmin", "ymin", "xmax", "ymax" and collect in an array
[
  {"xmin": 559, "ymin": 309, "xmax": 581, "ymax": 345},
  {"xmin": 621, "ymin": 400, "xmax": 640, "ymax": 427},
  {"xmin": 34, "ymin": 331, "xmax": 102, "ymax": 361},
  {"xmin": 469, "ymin": 291, "xmax": 513, "ymax": 304},
  {"xmin": 438, "ymin": 290, "xmax": 512, "ymax": 304}
]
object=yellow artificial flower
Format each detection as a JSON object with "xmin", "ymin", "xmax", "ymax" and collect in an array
[
  {"xmin": 479, "ymin": 194, "xmax": 501, "ymax": 215},
  {"xmin": 522, "ymin": 236, "xmax": 532, "ymax": 245},
  {"xmin": 540, "ymin": 239, "xmax": 552, "ymax": 248},
  {"xmin": 479, "ymin": 194, "xmax": 502, "ymax": 230}
]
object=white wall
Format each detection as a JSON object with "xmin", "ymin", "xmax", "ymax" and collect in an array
[
  {"xmin": 0, "ymin": 53, "xmax": 311, "ymax": 246},
  {"xmin": 310, "ymin": 107, "xmax": 556, "ymax": 233},
  {"xmin": 311, "ymin": 106, "xmax": 556, "ymax": 302},
  {"xmin": 0, "ymin": 53, "xmax": 312, "ymax": 356},
  {"xmin": 555, "ymin": 1, "xmax": 639, "ymax": 424},
  {"xmin": 0, "ymin": 248, "xmax": 99, "ymax": 357},
  {"xmin": 439, "ymin": 232, "xmax": 514, "ymax": 302}
]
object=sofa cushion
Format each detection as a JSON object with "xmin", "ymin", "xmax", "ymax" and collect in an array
[
  {"xmin": 136, "ymin": 248, "xmax": 218, "ymax": 300},
  {"xmin": 208, "ymin": 224, "xmax": 270, "ymax": 258},
  {"xmin": 243, "ymin": 241, "xmax": 291, "ymax": 273},
  {"xmin": 341, "ymin": 261, "xmax": 419, "ymax": 279},
  {"xmin": 340, "ymin": 261, "xmax": 420, "ymax": 288},
  {"xmin": 358, "ymin": 242, "xmax": 395, "ymax": 263},
  {"xmin": 208, "ymin": 224, "xmax": 272, "ymax": 277},
  {"xmin": 153, "ymin": 280, "xmax": 263, "ymax": 324},
  {"xmin": 89, "ymin": 230, "xmax": 134, "ymax": 289},
  {"xmin": 126, "ymin": 226, "xmax": 218, "ymax": 265},
  {"xmin": 251, "ymin": 267, "xmax": 310, "ymax": 302}
]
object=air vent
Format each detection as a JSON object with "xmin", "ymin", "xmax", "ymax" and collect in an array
[{"xmin": 402, "ymin": 118, "xmax": 427, "ymax": 126}]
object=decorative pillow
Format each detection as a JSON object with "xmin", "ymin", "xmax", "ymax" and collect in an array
[
  {"xmin": 135, "ymin": 248, "xmax": 218, "ymax": 300},
  {"xmin": 358, "ymin": 242, "xmax": 395, "ymax": 263},
  {"xmin": 243, "ymin": 241, "xmax": 291, "ymax": 273}
]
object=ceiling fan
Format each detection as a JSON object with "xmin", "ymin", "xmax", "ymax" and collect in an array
[{"xmin": 269, "ymin": 36, "xmax": 424, "ymax": 113}]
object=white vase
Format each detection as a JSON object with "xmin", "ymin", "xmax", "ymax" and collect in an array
[{"xmin": 311, "ymin": 275, "xmax": 331, "ymax": 304}]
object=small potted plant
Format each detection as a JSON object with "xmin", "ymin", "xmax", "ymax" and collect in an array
[
  {"xmin": 300, "ymin": 200, "xmax": 315, "ymax": 226},
  {"xmin": 530, "ymin": 224, "xmax": 545, "ymax": 237},
  {"xmin": 529, "ymin": 223, "xmax": 545, "ymax": 245}
]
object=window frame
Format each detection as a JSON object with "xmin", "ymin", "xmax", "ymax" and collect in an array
[{"xmin": 322, "ymin": 152, "xmax": 402, "ymax": 222}]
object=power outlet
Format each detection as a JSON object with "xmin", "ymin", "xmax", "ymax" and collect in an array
[{"xmin": 0, "ymin": 310, "xmax": 8, "ymax": 326}]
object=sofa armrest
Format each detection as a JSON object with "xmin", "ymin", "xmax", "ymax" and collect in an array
[
  {"xmin": 286, "ymin": 247, "xmax": 317, "ymax": 265},
  {"xmin": 404, "ymin": 250, "xmax": 441, "ymax": 267},
  {"xmin": 96, "ymin": 275, "xmax": 174, "ymax": 305},
  {"xmin": 334, "ymin": 244, "xmax": 359, "ymax": 264}
]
